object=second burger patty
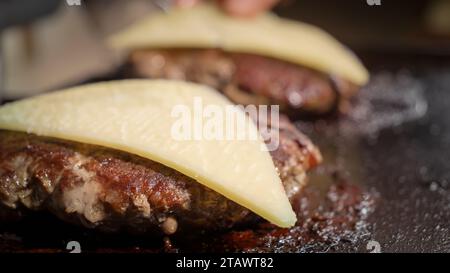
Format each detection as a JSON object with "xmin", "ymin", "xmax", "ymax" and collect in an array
[
  {"xmin": 0, "ymin": 116, "xmax": 320, "ymax": 235},
  {"xmin": 127, "ymin": 49, "xmax": 359, "ymax": 116}
]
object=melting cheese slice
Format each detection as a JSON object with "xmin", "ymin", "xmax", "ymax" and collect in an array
[
  {"xmin": 0, "ymin": 80, "xmax": 296, "ymax": 227},
  {"xmin": 109, "ymin": 4, "xmax": 369, "ymax": 85}
]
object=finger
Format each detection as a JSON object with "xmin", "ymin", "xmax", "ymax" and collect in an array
[
  {"xmin": 217, "ymin": 0, "xmax": 279, "ymax": 17},
  {"xmin": 174, "ymin": 0, "xmax": 202, "ymax": 8}
]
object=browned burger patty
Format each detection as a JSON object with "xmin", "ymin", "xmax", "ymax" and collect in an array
[
  {"xmin": 0, "ymin": 116, "xmax": 320, "ymax": 234},
  {"xmin": 127, "ymin": 49, "xmax": 359, "ymax": 116}
]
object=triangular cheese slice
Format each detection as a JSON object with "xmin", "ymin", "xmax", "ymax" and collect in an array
[
  {"xmin": 0, "ymin": 80, "xmax": 296, "ymax": 227},
  {"xmin": 109, "ymin": 4, "xmax": 369, "ymax": 85}
]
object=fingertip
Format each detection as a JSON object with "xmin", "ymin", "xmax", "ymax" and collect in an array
[
  {"xmin": 217, "ymin": 0, "xmax": 279, "ymax": 18},
  {"xmin": 174, "ymin": 0, "xmax": 202, "ymax": 8}
]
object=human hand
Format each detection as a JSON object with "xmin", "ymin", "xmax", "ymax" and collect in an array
[{"xmin": 174, "ymin": 0, "xmax": 280, "ymax": 17}]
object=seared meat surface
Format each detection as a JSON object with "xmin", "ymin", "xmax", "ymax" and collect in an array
[
  {"xmin": 128, "ymin": 49, "xmax": 358, "ymax": 116},
  {"xmin": 0, "ymin": 118, "xmax": 320, "ymax": 234}
]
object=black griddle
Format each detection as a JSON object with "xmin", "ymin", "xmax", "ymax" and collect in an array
[{"xmin": 349, "ymin": 51, "xmax": 450, "ymax": 252}]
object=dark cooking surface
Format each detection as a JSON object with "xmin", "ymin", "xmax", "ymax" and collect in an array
[
  {"xmin": 355, "ymin": 52, "xmax": 450, "ymax": 252},
  {"xmin": 0, "ymin": 52, "xmax": 449, "ymax": 252}
]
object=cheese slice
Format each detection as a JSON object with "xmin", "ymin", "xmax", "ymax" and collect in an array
[
  {"xmin": 109, "ymin": 4, "xmax": 369, "ymax": 85},
  {"xmin": 0, "ymin": 80, "xmax": 296, "ymax": 227}
]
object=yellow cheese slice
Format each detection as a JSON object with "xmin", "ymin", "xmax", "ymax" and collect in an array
[
  {"xmin": 109, "ymin": 4, "xmax": 369, "ymax": 85},
  {"xmin": 0, "ymin": 80, "xmax": 296, "ymax": 227}
]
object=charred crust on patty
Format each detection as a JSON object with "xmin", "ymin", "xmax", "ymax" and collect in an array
[{"xmin": 0, "ymin": 116, "xmax": 320, "ymax": 233}]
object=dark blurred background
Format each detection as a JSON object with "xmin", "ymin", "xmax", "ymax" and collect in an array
[{"xmin": 278, "ymin": 0, "xmax": 450, "ymax": 51}]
